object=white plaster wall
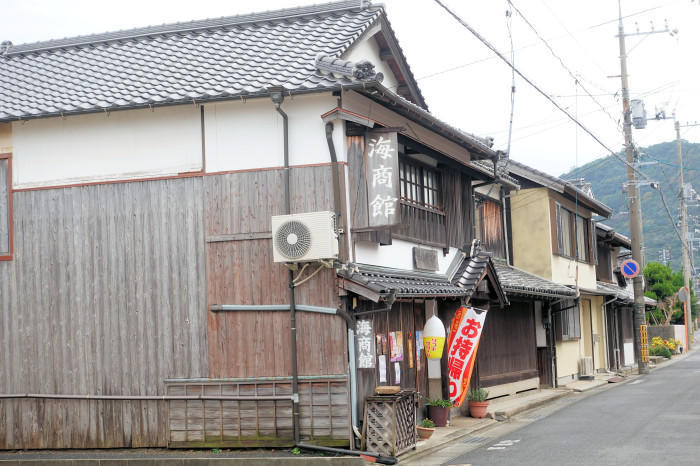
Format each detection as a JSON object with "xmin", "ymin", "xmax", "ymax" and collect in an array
[
  {"xmin": 354, "ymin": 239, "xmax": 458, "ymax": 274},
  {"xmin": 344, "ymin": 33, "xmax": 400, "ymax": 92},
  {"xmin": 12, "ymin": 105, "xmax": 201, "ymax": 188},
  {"xmin": 204, "ymin": 93, "xmax": 339, "ymax": 173},
  {"xmin": 550, "ymin": 255, "xmax": 597, "ymax": 289}
]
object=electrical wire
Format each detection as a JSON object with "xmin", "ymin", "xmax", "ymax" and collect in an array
[
  {"xmin": 431, "ymin": 0, "xmax": 654, "ymax": 184},
  {"xmin": 507, "ymin": 0, "xmax": 621, "ymax": 129}
]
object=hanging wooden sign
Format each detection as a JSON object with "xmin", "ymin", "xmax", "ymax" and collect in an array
[
  {"xmin": 356, "ymin": 320, "xmax": 376, "ymax": 369},
  {"xmin": 364, "ymin": 130, "xmax": 400, "ymax": 228}
]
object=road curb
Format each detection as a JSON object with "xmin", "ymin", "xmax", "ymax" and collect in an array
[{"xmin": 492, "ymin": 390, "xmax": 571, "ymax": 421}]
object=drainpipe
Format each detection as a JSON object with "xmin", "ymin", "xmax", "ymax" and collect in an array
[
  {"xmin": 325, "ymin": 122, "xmax": 343, "ymax": 231},
  {"xmin": 270, "ymin": 89, "xmax": 300, "ymax": 445},
  {"xmin": 271, "ymin": 92, "xmax": 394, "ymax": 464},
  {"xmin": 546, "ymin": 302, "xmax": 558, "ymax": 388}
]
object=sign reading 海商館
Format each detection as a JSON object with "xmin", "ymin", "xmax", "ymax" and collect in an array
[
  {"xmin": 356, "ymin": 319, "xmax": 376, "ymax": 369},
  {"xmin": 364, "ymin": 131, "xmax": 400, "ymax": 228},
  {"xmin": 447, "ymin": 306, "xmax": 487, "ymax": 407}
]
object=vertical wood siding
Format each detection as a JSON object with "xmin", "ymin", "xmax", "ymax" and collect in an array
[
  {"xmin": 442, "ymin": 170, "xmax": 472, "ymax": 249},
  {"xmin": 0, "ymin": 177, "xmax": 209, "ymax": 448},
  {"xmin": 204, "ymin": 167, "xmax": 346, "ymax": 379},
  {"xmin": 476, "ymin": 301, "xmax": 538, "ymax": 387},
  {"xmin": 356, "ymin": 301, "xmax": 427, "ymax": 412}
]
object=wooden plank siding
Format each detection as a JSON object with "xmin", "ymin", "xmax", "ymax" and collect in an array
[
  {"xmin": 203, "ymin": 167, "xmax": 347, "ymax": 378},
  {"xmin": 475, "ymin": 301, "xmax": 538, "ymax": 388},
  {"xmin": 0, "ymin": 177, "xmax": 209, "ymax": 449},
  {"xmin": 355, "ymin": 301, "xmax": 427, "ymax": 413},
  {"xmin": 348, "ymin": 132, "xmax": 472, "ymax": 250}
]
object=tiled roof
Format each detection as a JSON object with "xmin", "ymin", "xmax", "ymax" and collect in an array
[
  {"xmin": 596, "ymin": 281, "xmax": 657, "ymax": 306},
  {"xmin": 493, "ymin": 261, "xmax": 577, "ymax": 300},
  {"xmin": 507, "ymin": 159, "xmax": 613, "ymax": 217},
  {"xmin": 0, "ymin": 1, "xmax": 385, "ymax": 121},
  {"xmin": 339, "ymin": 264, "xmax": 470, "ymax": 299}
]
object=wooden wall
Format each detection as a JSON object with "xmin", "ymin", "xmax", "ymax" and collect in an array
[
  {"xmin": 347, "ymin": 133, "xmax": 473, "ymax": 250},
  {"xmin": 0, "ymin": 177, "xmax": 209, "ymax": 448},
  {"xmin": 204, "ymin": 168, "xmax": 347, "ymax": 379},
  {"xmin": 476, "ymin": 301, "xmax": 538, "ymax": 387},
  {"xmin": 355, "ymin": 301, "xmax": 428, "ymax": 412}
]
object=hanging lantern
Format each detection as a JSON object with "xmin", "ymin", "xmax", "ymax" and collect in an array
[{"xmin": 423, "ymin": 315, "xmax": 446, "ymax": 359}]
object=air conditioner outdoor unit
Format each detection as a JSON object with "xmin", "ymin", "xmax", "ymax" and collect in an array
[
  {"xmin": 271, "ymin": 211, "xmax": 338, "ymax": 263},
  {"xmin": 579, "ymin": 357, "xmax": 594, "ymax": 379}
]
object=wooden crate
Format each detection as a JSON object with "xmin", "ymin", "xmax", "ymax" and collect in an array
[{"xmin": 361, "ymin": 390, "xmax": 417, "ymax": 456}]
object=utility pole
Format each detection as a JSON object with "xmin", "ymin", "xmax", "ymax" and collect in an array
[
  {"xmin": 617, "ymin": 1, "xmax": 648, "ymax": 373},
  {"xmin": 676, "ymin": 120, "xmax": 699, "ymax": 342}
]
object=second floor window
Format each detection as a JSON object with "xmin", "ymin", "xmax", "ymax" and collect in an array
[
  {"xmin": 399, "ymin": 159, "xmax": 441, "ymax": 211},
  {"xmin": 555, "ymin": 203, "xmax": 590, "ymax": 262}
]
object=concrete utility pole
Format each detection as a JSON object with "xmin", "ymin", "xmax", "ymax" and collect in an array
[
  {"xmin": 617, "ymin": 2, "xmax": 648, "ymax": 373},
  {"xmin": 676, "ymin": 120, "xmax": 694, "ymax": 345}
]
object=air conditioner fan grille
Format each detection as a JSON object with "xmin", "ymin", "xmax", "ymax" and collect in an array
[{"xmin": 275, "ymin": 220, "xmax": 311, "ymax": 260}]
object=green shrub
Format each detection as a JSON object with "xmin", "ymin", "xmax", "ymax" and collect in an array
[
  {"xmin": 425, "ymin": 397, "xmax": 452, "ymax": 408},
  {"xmin": 419, "ymin": 418, "xmax": 435, "ymax": 428},
  {"xmin": 467, "ymin": 388, "xmax": 489, "ymax": 402},
  {"xmin": 650, "ymin": 345, "xmax": 672, "ymax": 359}
]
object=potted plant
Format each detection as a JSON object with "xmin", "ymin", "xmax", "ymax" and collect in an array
[
  {"xmin": 467, "ymin": 388, "xmax": 489, "ymax": 418},
  {"xmin": 416, "ymin": 418, "xmax": 435, "ymax": 440},
  {"xmin": 425, "ymin": 397, "xmax": 452, "ymax": 427}
]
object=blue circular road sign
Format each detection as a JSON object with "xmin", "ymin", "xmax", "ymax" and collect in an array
[{"xmin": 621, "ymin": 259, "xmax": 640, "ymax": 278}]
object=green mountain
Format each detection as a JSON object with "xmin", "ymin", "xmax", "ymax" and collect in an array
[{"xmin": 560, "ymin": 141, "xmax": 700, "ymax": 272}]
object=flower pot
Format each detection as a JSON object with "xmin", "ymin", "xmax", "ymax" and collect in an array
[
  {"xmin": 468, "ymin": 400, "xmax": 489, "ymax": 418},
  {"xmin": 416, "ymin": 426, "xmax": 435, "ymax": 440},
  {"xmin": 427, "ymin": 405, "xmax": 449, "ymax": 427}
]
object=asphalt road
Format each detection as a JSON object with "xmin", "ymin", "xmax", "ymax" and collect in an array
[{"xmin": 444, "ymin": 351, "xmax": 700, "ymax": 466}]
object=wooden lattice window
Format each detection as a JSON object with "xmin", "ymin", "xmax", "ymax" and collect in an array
[{"xmin": 399, "ymin": 159, "xmax": 441, "ymax": 211}]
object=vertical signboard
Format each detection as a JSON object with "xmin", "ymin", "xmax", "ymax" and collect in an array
[
  {"xmin": 447, "ymin": 307, "xmax": 488, "ymax": 407},
  {"xmin": 365, "ymin": 131, "xmax": 400, "ymax": 228},
  {"xmin": 356, "ymin": 320, "xmax": 376, "ymax": 369}
]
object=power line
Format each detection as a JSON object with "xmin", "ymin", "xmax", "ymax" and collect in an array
[
  {"xmin": 431, "ymin": 0, "xmax": 653, "ymax": 184},
  {"xmin": 507, "ymin": 0, "xmax": 621, "ymax": 129}
]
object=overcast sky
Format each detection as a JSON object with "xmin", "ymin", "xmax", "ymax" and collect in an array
[{"xmin": 3, "ymin": 0, "xmax": 699, "ymax": 177}]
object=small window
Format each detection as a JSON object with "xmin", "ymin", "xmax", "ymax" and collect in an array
[
  {"xmin": 399, "ymin": 159, "xmax": 441, "ymax": 210},
  {"xmin": 575, "ymin": 215, "xmax": 589, "ymax": 262},
  {"xmin": 0, "ymin": 153, "xmax": 11, "ymax": 260},
  {"xmin": 556, "ymin": 302, "xmax": 581, "ymax": 341}
]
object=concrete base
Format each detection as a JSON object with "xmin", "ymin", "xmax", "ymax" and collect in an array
[
  {"xmin": 486, "ymin": 389, "xmax": 570, "ymax": 421},
  {"xmin": 484, "ymin": 377, "xmax": 540, "ymax": 400}
]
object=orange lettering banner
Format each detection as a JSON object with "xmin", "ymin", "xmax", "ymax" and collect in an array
[{"xmin": 447, "ymin": 306, "xmax": 487, "ymax": 407}]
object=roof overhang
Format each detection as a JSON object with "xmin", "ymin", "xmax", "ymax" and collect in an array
[{"xmin": 507, "ymin": 160, "xmax": 613, "ymax": 218}]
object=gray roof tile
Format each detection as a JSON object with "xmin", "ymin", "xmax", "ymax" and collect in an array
[
  {"xmin": 0, "ymin": 1, "xmax": 384, "ymax": 121},
  {"xmin": 493, "ymin": 261, "xmax": 576, "ymax": 299}
]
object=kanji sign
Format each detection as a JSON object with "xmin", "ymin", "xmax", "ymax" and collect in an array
[
  {"xmin": 621, "ymin": 259, "xmax": 640, "ymax": 278},
  {"xmin": 356, "ymin": 320, "xmax": 376, "ymax": 369},
  {"xmin": 447, "ymin": 306, "xmax": 487, "ymax": 407},
  {"xmin": 365, "ymin": 131, "xmax": 400, "ymax": 228}
]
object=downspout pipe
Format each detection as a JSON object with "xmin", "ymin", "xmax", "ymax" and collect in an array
[
  {"xmin": 325, "ymin": 122, "xmax": 343, "ymax": 229},
  {"xmin": 270, "ymin": 89, "xmax": 300, "ymax": 445},
  {"xmin": 270, "ymin": 91, "xmax": 396, "ymax": 463}
]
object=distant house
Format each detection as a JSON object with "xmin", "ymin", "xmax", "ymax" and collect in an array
[
  {"xmin": 594, "ymin": 223, "xmax": 656, "ymax": 371},
  {"xmin": 466, "ymin": 165, "xmax": 577, "ymax": 395},
  {"xmin": 0, "ymin": 1, "xmax": 509, "ymax": 449},
  {"xmin": 506, "ymin": 161, "xmax": 614, "ymax": 385}
]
